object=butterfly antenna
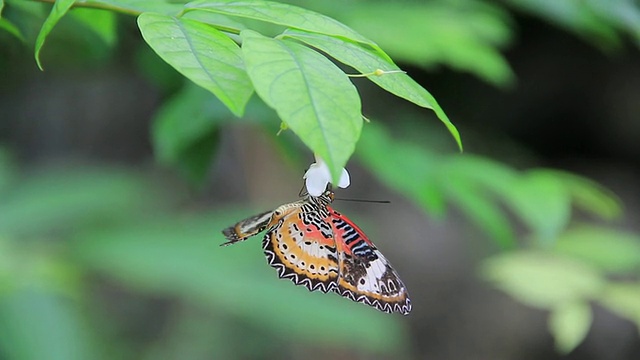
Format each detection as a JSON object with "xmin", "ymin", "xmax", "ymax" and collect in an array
[{"xmin": 335, "ymin": 198, "xmax": 391, "ymax": 204}]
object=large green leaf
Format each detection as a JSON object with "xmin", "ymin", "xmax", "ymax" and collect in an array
[
  {"xmin": 241, "ymin": 30, "xmax": 362, "ymax": 182},
  {"xmin": 284, "ymin": 29, "xmax": 462, "ymax": 151},
  {"xmin": 185, "ymin": 0, "xmax": 376, "ymax": 47},
  {"xmin": 138, "ymin": 13, "xmax": 253, "ymax": 116},
  {"xmin": 549, "ymin": 301, "xmax": 592, "ymax": 354},
  {"xmin": 34, "ymin": 0, "xmax": 76, "ymax": 70}
]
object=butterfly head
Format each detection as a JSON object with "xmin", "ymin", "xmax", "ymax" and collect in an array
[
  {"xmin": 320, "ymin": 188, "xmax": 335, "ymax": 203},
  {"xmin": 299, "ymin": 183, "xmax": 335, "ymax": 203}
]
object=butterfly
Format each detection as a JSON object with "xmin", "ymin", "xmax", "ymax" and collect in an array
[{"xmin": 221, "ymin": 188, "xmax": 411, "ymax": 315}]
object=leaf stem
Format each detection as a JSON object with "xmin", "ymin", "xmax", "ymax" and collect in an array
[{"xmin": 29, "ymin": 0, "xmax": 143, "ymax": 16}]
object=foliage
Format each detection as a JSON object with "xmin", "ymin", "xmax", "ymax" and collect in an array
[
  {"xmin": 2, "ymin": 0, "xmax": 640, "ymax": 357},
  {"xmin": 0, "ymin": 152, "xmax": 407, "ymax": 359}
]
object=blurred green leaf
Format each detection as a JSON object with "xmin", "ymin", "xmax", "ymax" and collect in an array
[
  {"xmin": 444, "ymin": 155, "xmax": 518, "ymax": 194},
  {"xmin": 443, "ymin": 155, "xmax": 519, "ymax": 247},
  {"xmin": 73, "ymin": 213, "xmax": 406, "ymax": 354},
  {"xmin": 68, "ymin": 7, "xmax": 117, "ymax": 46},
  {"xmin": 283, "ymin": 29, "xmax": 462, "ymax": 151},
  {"xmin": 0, "ymin": 148, "xmax": 15, "ymax": 195},
  {"xmin": 358, "ymin": 125, "xmax": 515, "ymax": 247},
  {"xmin": 356, "ymin": 123, "xmax": 445, "ymax": 215},
  {"xmin": 0, "ymin": 289, "xmax": 95, "ymax": 360},
  {"xmin": 138, "ymin": 13, "xmax": 253, "ymax": 117},
  {"xmin": 337, "ymin": 0, "xmax": 515, "ymax": 86},
  {"xmin": 549, "ymin": 301, "xmax": 592, "ymax": 354},
  {"xmin": 482, "ymin": 251, "xmax": 605, "ymax": 309},
  {"xmin": 585, "ymin": 0, "xmax": 640, "ymax": 46},
  {"xmin": 0, "ymin": 167, "xmax": 162, "ymax": 236},
  {"xmin": 152, "ymin": 83, "xmax": 228, "ymax": 185},
  {"xmin": 503, "ymin": 170, "xmax": 571, "ymax": 244},
  {"xmin": 141, "ymin": 305, "xmax": 239, "ymax": 360},
  {"xmin": 504, "ymin": 0, "xmax": 621, "ymax": 49},
  {"xmin": 241, "ymin": 29, "xmax": 362, "ymax": 183},
  {"xmin": 134, "ymin": 42, "xmax": 184, "ymax": 93},
  {"xmin": 0, "ymin": 17, "xmax": 25, "ymax": 42},
  {"xmin": 0, "ymin": 238, "xmax": 82, "ymax": 298},
  {"xmin": 554, "ymin": 225, "xmax": 640, "ymax": 273},
  {"xmin": 34, "ymin": 0, "xmax": 75, "ymax": 70},
  {"xmin": 445, "ymin": 177, "xmax": 515, "ymax": 248},
  {"xmin": 546, "ymin": 170, "xmax": 622, "ymax": 220},
  {"xmin": 598, "ymin": 282, "xmax": 640, "ymax": 332},
  {"xmin": 184, "ymin": 0, "xmax": 376, "ymax": 47}
]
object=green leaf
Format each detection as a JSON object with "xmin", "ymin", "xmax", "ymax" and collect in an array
[
  {"xmin": 241, "ymin": 30, "xmax": 362, "ymax": 182},
  {"xmin": 481, "ymin": 251, "xmax": 605, "ymax": 309},
  {"xmin": 138, "ymin": 13, "xmax": 253, "ymax": 117},
  {"xmin": 34, "ymin": 0, "xmax": 76, "ymax": 71},
  {"xmin": 549, "ymin": 301, "xmax": 592, "ymax": 354},
  {"xmin": 185, "ymin": 0, "xmax": 376, "ymax": 47},
  {"xmin": 181, "ymin": 7, "xmax": 247, "ymax": 33},
  {"xmin": 503, "ymin": 170, "xmax": 571, "ymax": 244},
  {"xmin": 284, "ymin": 29, "xmax": 462, "ymax": 151},
  {"xmin": 554, "ymin": 225, "xmax": 640, "ymax": 273},
  {"xmin": 0, "ymin": 289, "xmax": 95, "ymax": 360},
  {"xmin": 598, "ymin": 282, "xmax": 640, "ymax": 332},
  {"xmin": 72, "ymin": 214, "xmax": 406, "ymax": 354},
  {"xmin": 152, "ymin": 83, "xmax": 229, "ymax": 185}
]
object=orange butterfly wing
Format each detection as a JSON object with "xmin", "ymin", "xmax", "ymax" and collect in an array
[
  {"xmin": 262, "ymin": 201, "xmax": 340, "ymax": 293},
  {"xmin": 329, "ymin": 207, "xmax": 412, "ymax": 315}
]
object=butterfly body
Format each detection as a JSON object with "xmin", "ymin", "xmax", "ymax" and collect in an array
[{"xmin": 222, "ymin": 190, "xmax": 411, "ymax": 315}]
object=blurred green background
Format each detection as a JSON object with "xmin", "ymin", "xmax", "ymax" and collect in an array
[{"xmin": 1, "ymin": 0, "xmax": 640, "ymax": 359}]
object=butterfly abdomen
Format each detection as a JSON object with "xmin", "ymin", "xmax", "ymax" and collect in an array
[{"xmin": 221, "ymin": 210, "xmax": 275, "ymax": 246}]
